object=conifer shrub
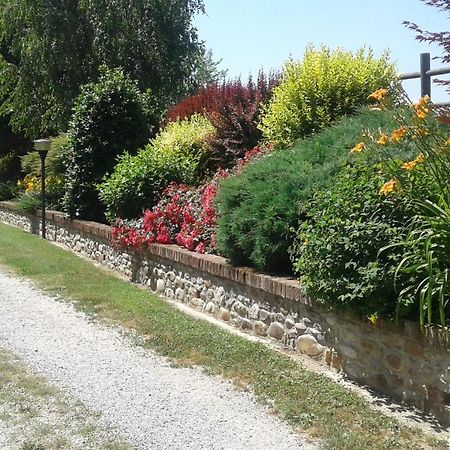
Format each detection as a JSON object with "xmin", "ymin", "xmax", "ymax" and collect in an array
[
  {"xmin": 216, "ymin": 108, "xmax": 397, "ymax": 273},
  {"xmin": 259, "ymin": 46, "xmax": 398, "ymax": 149}
]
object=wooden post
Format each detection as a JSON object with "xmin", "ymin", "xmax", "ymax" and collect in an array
[{"xmin": 420, "ymin": 53, "xmax": 431, "ymax": 99}]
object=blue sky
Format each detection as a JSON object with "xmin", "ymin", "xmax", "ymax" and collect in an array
[{"xmin": 194, "ymin": 0, "xmax": 450, "ymax": 102}]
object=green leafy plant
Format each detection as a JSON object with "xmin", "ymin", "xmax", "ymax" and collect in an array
[
  {"xmin": 0, "ymin": 182, "xmax": 13, "ymax": 200},
  {"xmin": 16, "ymin": 191, "xmax": 41, "ymax": 213},
  {"xmin": 0, "ymin": 152, "xmax": 21, "ymax": 200},
  {"xmin": 259, "ymin": 45, "xmax": 398, "ymax": 149},
  {"xmin": 63, "ymin": 67, "xmax": 153, "ymax": 221},
  {"xmin": 99, "ymin": 114, "xmax": 214, "ymax": 221},
  {"xmin": 291, "ymin": 162, "xmax": 416, "ymax": 318},
  {"xmin": 0, "ymin": 0, "xmax": 205, "ymax": 137},
  {"xmin": 0, "ymin": 152, "xmax": 17, "ymax": 181},
  {"xmin": 16, "ymin": 174, "xmax": 65, "ymax": 211},
  {"xmin": 216, "ymin": 108, "xmax": 397, "ymax": 273}
]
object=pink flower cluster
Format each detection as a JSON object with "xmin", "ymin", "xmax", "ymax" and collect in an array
[{"xmin": 112, "ymin": 146, "xmax": 268, "ymax": 254}]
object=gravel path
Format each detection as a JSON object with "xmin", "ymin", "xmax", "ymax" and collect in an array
[{"xmin": 0, "ymin": 270, "xmax": 314, "ymax": 450}]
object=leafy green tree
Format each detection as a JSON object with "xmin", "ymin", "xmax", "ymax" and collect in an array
[
  {"xmin": 186, "ymin": 49, "xmax": 228, "ymax": 91},
  {"xmin": 63, "ymin": 68, "xmax": 152, "ymax": 221},
  {"xmin": 0, "ymin": 0, "xmax": 205, "ymax": 138}
]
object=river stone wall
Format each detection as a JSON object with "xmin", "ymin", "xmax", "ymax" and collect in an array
[{"xmin": 1, "ymin": 201, "xmax": 449, "ymax": 426}]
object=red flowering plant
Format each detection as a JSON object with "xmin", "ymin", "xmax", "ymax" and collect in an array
[{"xmin": 112, "ymin": 146, "xmax": 269, "ymax": 254}]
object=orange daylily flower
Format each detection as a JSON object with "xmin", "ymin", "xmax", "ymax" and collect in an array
[
  {"xmin": 391, "ymin": 127, "xmax": 407, "ymax": 142},
  {"xmin": 379, "ymin": 179, "xmax": 398, "ymax": 195},
  {"xmin": 415, "ymin": 153, "xmax": 425, "ymax": 163},
  {"xmin": 416, "ymin": 108, "xmax": 429, "ymax": 119},
  {"xmin": 368, "ymin": 88, "xmax": 388, "ymax": 101},
  {"xmin": 377, "ymin": 133, "xmax": 389, "ymax": 145},
  {"xmin": 412, "ymin": 95, "xmax": 430, "ymax": 119},
  {"xmin": 415, "ymin": 95, "xmax": 430, "ymax": 108},
  {"xmin": 401, "ymin": 153, "xmax": 425, "ymax": 171},
  {"xmin": 351, "ymin": 142, "xmax": 365, "ymax": 153}
]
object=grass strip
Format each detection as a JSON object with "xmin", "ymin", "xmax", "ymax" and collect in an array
[{"xmin": 0, "ymin": 222, "xmax": 446, "ymax": 450}]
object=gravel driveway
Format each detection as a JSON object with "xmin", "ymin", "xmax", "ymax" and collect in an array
[{"xmin": 0, "ymin": 270, "xmax": 314, "ymax": 450}]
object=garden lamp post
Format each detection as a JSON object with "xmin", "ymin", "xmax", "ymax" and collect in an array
[{"xmin": 34, "ymin": 139, "xmax": 51, "ymax": 239}]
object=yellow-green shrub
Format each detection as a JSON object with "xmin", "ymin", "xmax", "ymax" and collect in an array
[
  {"xmin": 259, "ymin": 46, "xmax": 398, "ymax": 149},
  {"xmin": 98, "ymin": 114, "xmax": 214, "ymax": 221}
]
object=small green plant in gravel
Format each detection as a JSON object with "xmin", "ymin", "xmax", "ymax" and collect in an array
[{"xmin": 0, "ymin": 223, "xmax": 446, "ymax": 450}]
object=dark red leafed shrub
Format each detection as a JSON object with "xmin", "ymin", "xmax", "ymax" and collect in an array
[
  {"xmin": 111, "ymin": 146, "xmax": 268, "ymax": 254},
  {"xmin": 165, "ymin": 71, "xmax": 280, "ymax": 168},
  {"xmin": 165, "ymin": 87, "xmax": 216, "ymax": 123}
]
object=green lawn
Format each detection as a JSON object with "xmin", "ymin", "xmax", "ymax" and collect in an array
[{"xmin": 0, "ymin": 222, "xmax": 446, "ymax": 450}]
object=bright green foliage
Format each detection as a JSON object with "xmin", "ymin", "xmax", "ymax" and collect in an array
[
  {"xmin": 0, "ymin": 0, "xmax": 205, "ymax": 138},
  {"xmin": 291, "ymin": 163, "xmax": 416, "ymax": 318},
  {"xmin": 63, "ymin": 68, "xmax": 152, "ymax": 221},
  {"xmin": 259, "ymin": 46, "xmax": 398, "ymax": 149},
  {"xmin": 150, "ymin": 114, "xmax": 214, "ymax": 176},
  {"xmin": 21, "ymin": 134, "xmax": 69, "ymax": 179},
  {"xmin": 216, "ymin": 108, "xmax": 397, "ymax": 273},
  {"xmin": 99, "ymin": 114, "xmax": 214, "ymax": 221}
]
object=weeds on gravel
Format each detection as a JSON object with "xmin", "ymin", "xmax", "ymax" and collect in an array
[{"xmin": 0, "ymin": 223, "xmax": 447, "ymax": 450}]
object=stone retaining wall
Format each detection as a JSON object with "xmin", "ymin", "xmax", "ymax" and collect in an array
[{"xmin": 1, "ymin": 201, "xmax": 449, "ymax": 426}]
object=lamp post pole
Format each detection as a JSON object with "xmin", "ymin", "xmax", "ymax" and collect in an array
[{"xmin": 34, "ymin": 139, "xmax": 51, "ymax": 239}]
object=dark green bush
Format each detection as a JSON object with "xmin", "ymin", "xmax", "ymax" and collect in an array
[
  {"xmin": 291, "ymin": 162, "xmax": 417, "ymax": 318},
  {"xmin": 259, "ymin": 46, "xmax": 398, "ymax": 149},
  {"xmin": 0, "ymin": 152, "xmax": 17, "ymax": 181},
  {"xmin": 216, "ymin": 108, "xmax": 397, "ymax": 273},
  {"xmin": 63, "ymin": 67, "xmax": 153, "ymax": 221},
  {"xmin": 0, "ymin": 182, "xmax": 13, "ymax": 200},
  {"xmin": 0, "ymin": 153, "xmax": 18, "ymax": 200},
  {"xmin": 98, "ymin": 114, "xmax": 213, "ymax": 221}
]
